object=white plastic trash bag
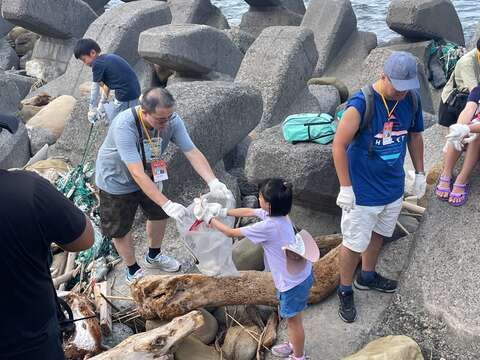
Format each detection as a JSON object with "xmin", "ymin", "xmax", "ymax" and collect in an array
[{"xmin": 176, "ymin": 191, "xmax": 239, "ymax": 277}]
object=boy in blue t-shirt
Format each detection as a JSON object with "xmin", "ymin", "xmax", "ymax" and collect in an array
[
  {"xmin": 74, "ymin": 38, "xmax": 141, "ymax": 124},
  {"xmin": 332, "ymin": 51, "xmax": 426, "ymax": 323}
]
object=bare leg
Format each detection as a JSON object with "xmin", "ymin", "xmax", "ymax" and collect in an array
[
  {"xmin": 438, "ymin": 143, "xmax": 462, "ymax": 199},
  {"xmin": 287, "ymin": 313, "xmax": 305, "ymax": 357},
  {"xmin": 147, "ymin": 219, "xmax": 168, "ymax": 249},
  {"xmin": 340, "ymin": 245, "xmax": 361, "ymax": 286},
  {"xmin": 113, "ymin": 231, "xmax": 136, "ymax": 266},
  {"xmin": 361, "ymin": 232, "xmax": 383, "ymax": 272},
  {"xmin": 450, "ymin": 136, "xmax": 480, "ymax": 203}
]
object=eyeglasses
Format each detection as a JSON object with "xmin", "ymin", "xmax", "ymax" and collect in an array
[{"xmin": 150, "ymin": 112, "xmax": 175, "ymax": 123}]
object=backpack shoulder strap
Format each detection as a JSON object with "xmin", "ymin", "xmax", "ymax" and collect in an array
[
  {"xmin": 359, "ymin": 84, "xmax": 375, "ymax": 134},
  {"xmin": 131, "ymin": 107, "xmax": 148, "ymax": 172},
  {"xmin": 408, "ymin": 90, "xmax": 419, "ymax": 129}
]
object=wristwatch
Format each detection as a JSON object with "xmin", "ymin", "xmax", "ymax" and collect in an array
[{"xmin": 415, "ymin": 171, "xmax": 425, "ymax": 175}]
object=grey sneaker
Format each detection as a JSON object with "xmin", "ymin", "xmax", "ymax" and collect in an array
[
  {"xmin": 125, "ymin": 268, "xmax": 145, "ymax": 285},
  {"xmin": 272, "ymin": 342, "xmax": 293, "ymax": 358},
  {"xmin": 145, "ymin": 253, "xmax": 181, "ymax": 272}
]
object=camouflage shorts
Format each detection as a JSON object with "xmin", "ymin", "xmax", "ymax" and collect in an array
[{"xmin": 99, "ymin": 190, "xmax": 168, "ymax": 238}]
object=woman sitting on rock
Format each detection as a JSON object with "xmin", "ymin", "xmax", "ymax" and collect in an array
[{"xmin": 436, "ymin": 85, "xmax": 480, "ymax": 206}]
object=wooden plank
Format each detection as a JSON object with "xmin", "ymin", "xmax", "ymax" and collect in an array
[{"xmin": 94, "ymin": 281, "xmax": 112, "ymax": 336}]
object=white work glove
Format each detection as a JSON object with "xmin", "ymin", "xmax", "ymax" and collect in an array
[
  {"xmin": 446, "ymin": 124, "xmax": 471, "ymax": 151},
  {"xmin": 412, "ymin": 173, "xmax": 427, "ymax": 199},
  {"xmin": 87, "ymin": 105, "xmax": 98, "ymax": 124},
  {"xmin": 162, "ymin": 200, "xmax": 187, "ymax": 221},
  {"xmin": 193, "ymin": 198, "xmax": 227, "ymax": 224},
  {"xmin": 336, "ymin": 186, "xmax": 356, "ymax": 213},
  {"xmin": 208, "ymin": 178, "xmax": 229, "ymax": 198}
]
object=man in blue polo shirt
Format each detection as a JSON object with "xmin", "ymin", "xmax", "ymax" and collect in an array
[
  {"xmin": 74, "ymin": 38, "xmax": 141, "ymax": 124},
  {"xmin": 332, "ymin": 52, "xmax": 426, "ymax": 323}
]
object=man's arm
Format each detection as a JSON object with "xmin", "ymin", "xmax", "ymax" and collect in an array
[
  {"xmin": 60, "ymin": 215, "xmax": 94, "ymax": 252},
  {"xmin": 332, "ymin": 107, "xmax": 361, "ymax": 186},
  {"xmin": 184, "ymin": 148, "xmax": 216, "ymax": 184},
  {"xmin": 89, "ymin": 82, "xmax": 100, "ymax": 108},
  {"xmin": 126, "ymin": 162, "xmax": 170, "ymax": 207},
  {"xmin": 407, "ymin": 132, "xmax": 425, "ymax": 173}
]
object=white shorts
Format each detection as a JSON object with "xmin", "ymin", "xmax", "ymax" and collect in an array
[{"xmin": 341, "ymin": 197, "xmax": 403, "ymax": 253}]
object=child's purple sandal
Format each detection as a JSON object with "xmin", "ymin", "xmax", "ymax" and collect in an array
[
  {"xmin": 448, "ymin": 183, "xmax": 470, "ymax": 207},
  {"xmin": 435, "ymin": 175, "xmax": 452, "ymax": 201}
]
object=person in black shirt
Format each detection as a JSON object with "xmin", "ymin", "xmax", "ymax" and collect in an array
[
  {"xmin": 0, "ymin": 114, "xmax": 95, "ymax": 360},
  {"xmin": 74, "ymin": 38, "xmax": 141, "ymax": 124}
]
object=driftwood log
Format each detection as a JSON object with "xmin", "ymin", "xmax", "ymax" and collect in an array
[
  {"xmin": 132, "ymin": 245, "xmax": 340, "ymax": 321},
  {"xmin": 89, "ymin": 311, "xmax": 204, "ymax": 360}
]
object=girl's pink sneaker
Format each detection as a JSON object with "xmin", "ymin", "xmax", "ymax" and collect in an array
[{"xmin": 271, "ymin": 342, "xmax": 293, "ymax": 358}]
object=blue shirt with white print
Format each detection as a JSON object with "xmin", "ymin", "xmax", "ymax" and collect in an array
[{"xmin": 345, "ymin": 88, "xmax": 424, "ymax": 206}]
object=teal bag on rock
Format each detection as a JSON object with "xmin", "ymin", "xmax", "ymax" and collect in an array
[{"xmin": 282, "ymin": 113, "xmax": 336, "ymax": 145}]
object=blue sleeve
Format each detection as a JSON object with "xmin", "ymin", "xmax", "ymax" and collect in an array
[
  {"xmin": 113, "ymin": 119, "xmax": 142, "ymax": 165},
  {"xmin": 467, "ymin": 86, "xmax": 480, "ymax": 103},
  {"xmin": 346, "ymin": 91, "xmax": 367, "ymax": 127},
  {"xmin": 409, "ymin": 91, "xmax": 424, "ymax": 133},
  {"xmin": 171, "ymin": 115, "xmax": 195, "ymax": 152},
  {"xmin": 92, "ymin": 59, "xmax": 105, "ymax": 83}
]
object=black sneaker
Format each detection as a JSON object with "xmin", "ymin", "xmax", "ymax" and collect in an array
[
  {"xmin": 337, "ymin": 289, "xmax": 357, "ymax": 323},
  {"xmin": 354, "ymin": 272, "xmax": 397, "ymax": 293}
]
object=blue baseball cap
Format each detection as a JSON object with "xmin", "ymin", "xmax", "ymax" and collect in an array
[{"xmin": 383, "ymin": 51, "xmax": 420, "ymax": 91}]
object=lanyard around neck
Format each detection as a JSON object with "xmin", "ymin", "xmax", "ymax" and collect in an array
[
  {"xmin": 138, "ymin": 109, "xmax": 160, "ymax": 158},
  {"xmin": 378, "ymin": 81, "xmax": 399, "ymax": 120}
]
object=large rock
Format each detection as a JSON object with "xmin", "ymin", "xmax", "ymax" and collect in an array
[
  {"xmin": 222, "ymin": 325, "xmax": 260, "ymax": 360},
  {"xmin": 224, "ymin": 27, "xmax": 255, "ymax": 55},
  {"xmin": 26, "ymin": 95, "xmax": 76, "ymax": 139},
  {"xmin": 0, "ymin": 17, "xmax": 14, "ymax": 36},
  {"xmin": 281, "ymin": 0, "xmax": 306, "ymax": 15},
  {"xmin": 287, "ymin": 84, "xmax": 340, "ymax": 117},
  {"xmin": 370, "ymin": 172, "xmax": 480, "ymax": 359},
  {"xmin": 29, "ymin": 126, "xmax": 56, "ymax": 154},
  {"xmin": 35, "ymin": 1, "xmax": 172, "ymax": 98},
  {"xmin": 0, "ymin": 120, "xmax": 30, "ymax": 169},
  {"xmin": 0, "ymin": 75, "xmax": 22, "ymax": 114},
  {"xmin": 239, "ymin": 6, "xmax": 303, "ymax": 38},
  {"xmin": 323, "ymin": 30, "xmax": 378, "ymax": 91},
  {"xmin": 162, "ymin": 81, "xmax": 263, "ymax": 201},
  {"xmin": 387, "ymin": 0, "xmax": 464, "ymax": 46},
  {"xmin": 139, "ymin": 24, "xmax": 243, "ymax": 77},
  {"xmin": 26, "ymin": 36, "xmax": 76, "ymax": 82},
  {"xmin": 82, "ymin": 0, "xmax": 109, "ymax": 12},
  {"xmin": 0, "ymin": 37, "xmax": 18, "ymax": 70},
  {"xmin": 2, "ymin": 72, "xmax": 36, "ymax": 99},
  {"xmin": 168, "ymin": 0, "xmax": 229, "ymax": 30},
  {"xmin": 357, "ymin": 47, "xmax": 434, "ymax": 113},
  {"xmin": 245, "ymin": 125, "xmax": 339, "ymax": 212},
  {"xmin": 14, "ymin": 29, "xmax": 38, "ymax": 57},
  {"xmin": 301, "ymin": 0, "xmax": 357, "ymax": 76},
  {"xmin": 174, "ymin": 335, "xmax": 219, "ymax": 360},
  {"xmin": 232, "ymin": 237, "xmax": 264, "ymax": 271},
  {"xmin": 343, "ymin": 336, "xmax": 423, "ymax": 360},
  {"xmin": 235, "ymin": 26, "xmax": 318, "ymax": 131},
  {"xmin": 1, "ymin": 0, "xmax": 97, "ymax": 39}
]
